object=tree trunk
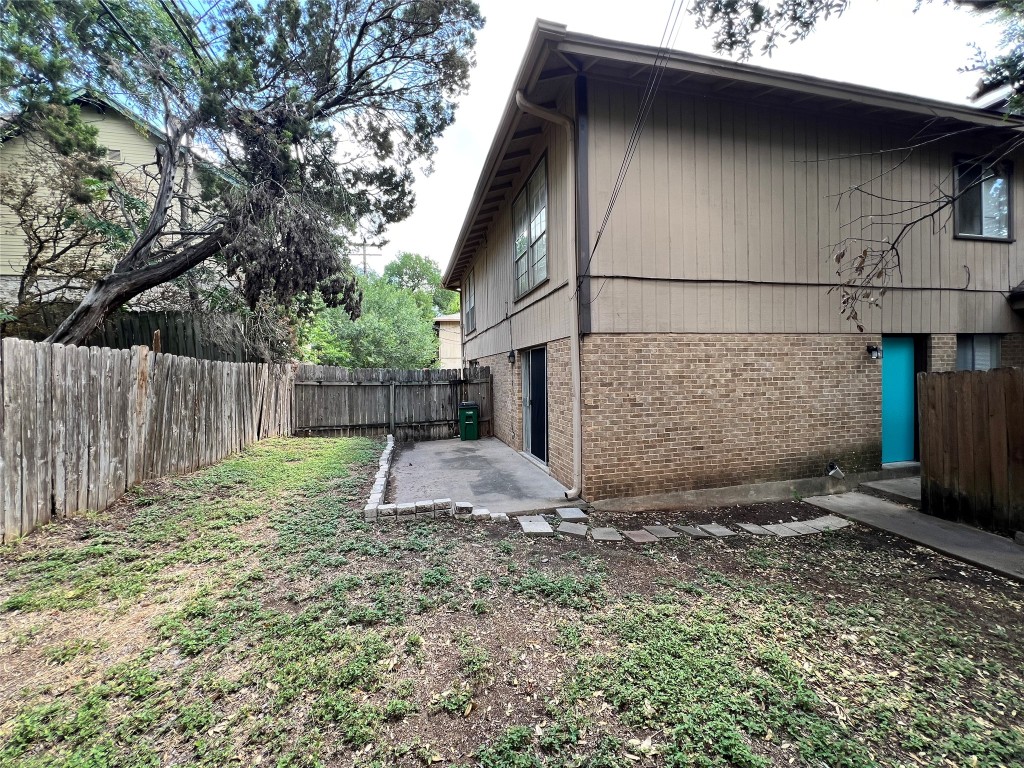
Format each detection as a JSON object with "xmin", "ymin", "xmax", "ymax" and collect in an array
[{"xmin": 45, "ymin": 230, "xmax": 226, "ymax": 345}]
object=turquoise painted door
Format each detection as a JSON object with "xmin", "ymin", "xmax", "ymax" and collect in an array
[{"xmin": 881, "ymin": 336, "xmax": 916, "ymax": 463}]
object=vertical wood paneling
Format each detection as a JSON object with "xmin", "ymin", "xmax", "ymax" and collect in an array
[{"xmin": 584, "ymin": 80, "xmax": 1024, "ymax": 336}]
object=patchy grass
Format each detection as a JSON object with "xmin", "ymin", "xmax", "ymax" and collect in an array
[{"xmin": 1, "ymin": 438, "xmax": 1022, "ymax": 767}]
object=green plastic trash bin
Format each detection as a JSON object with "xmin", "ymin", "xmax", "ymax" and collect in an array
[{"xmin": 458, "ymin": 401, "xmax": 480, "ymax": 441}]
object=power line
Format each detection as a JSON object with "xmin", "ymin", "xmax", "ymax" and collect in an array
[{"xmin": 577, "ymin": 0, "xmax": 691, "ymax": 306}]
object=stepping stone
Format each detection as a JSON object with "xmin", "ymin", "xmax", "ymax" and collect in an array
[
  {"xmin": 591, "ymin": 527, "xmax": 624, "ymax": 542},
  {"xmin": 518, "ymin": 515, "xmax": 555, "ymax": 537},
  {"xmin": 803, "ymin": 515, "xmax": 851, "ymax": 532},
  {"xmin": 643, "ymin": 525, "xmax": 680, "ymax": 539},
  {"xmin": 761, "ymin": 523, "xmax": 803, "ymax": 537},
  {"xmin": 557, "ymin": 521, "xmax": 589, "ymax": 538},
  {"xmin": 698, "ymin": 523, "xmax": 737, "ymax": 538},
  {"xmin": 622, "ymin": 529, "xmax": 659, "ymax": 544},
  {"xmin": 779, "ymin": 520, "xmax": 820, "ymax": 535},
  {"xmin": 675, "ymin": 525, "xmax": 712, "ymax": 538},
  {"xmin": 736, "ymin": 523, "xmax": 775, "ymax": 536},
  {"xmin": 490, "ymin": 511, "xmax": 509, "ymax": 523},
  {"xmin": 556, "ymin": 508, "xmax": 590, "ymax": 522}
]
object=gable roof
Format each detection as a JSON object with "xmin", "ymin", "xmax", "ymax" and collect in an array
[{"xmin": 443, "ymin": 20, "xmax": 1024, "ymax": 289}]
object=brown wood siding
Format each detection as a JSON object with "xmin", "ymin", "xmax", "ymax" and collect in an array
[
  {"xmin": 585, "ymin": 80, "xmax": 1024, "ymax": 335},
  {"xmin": 462, "ymin": 84, "xmax": 575, "ymax": 361}
]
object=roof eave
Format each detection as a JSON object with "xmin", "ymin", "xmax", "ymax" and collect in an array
[{"xmin": 442, "ymin": 20, "xmax": 568, "ymax": 289}]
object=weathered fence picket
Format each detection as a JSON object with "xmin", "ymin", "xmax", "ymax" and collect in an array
[
  {"xmin": 292, "ymin": 365, "xmax": 492, "ymax": 441},
  {"xmin": 919, "ymin": 368, "xmax": 1024, "ymax": 534},
  {"xmin": 1, "ymin": 339, "xmax": 494, "ymax": 543},
  {"xmin": 0, "ymin": 338, "xmax": 295, "ymax": 543}
]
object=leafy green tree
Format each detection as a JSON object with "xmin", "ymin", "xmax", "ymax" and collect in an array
[
  {"xmin": 1, "ymin": 0, "xmax": 483, "ymax": 345},
  {"xmin": 382, "ymin": 251, "xmax": 460, "ymax": 315},
  {"xmin": 301, "ymin": 275, "xmax": 439, "ymax": 368}
]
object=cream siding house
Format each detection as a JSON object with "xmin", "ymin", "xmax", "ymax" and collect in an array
[
  {"xmin": 444, "ymin": 21, "xmax": 1024, "ymax": 501},
  {"xmin": 434, "ymin": 312, "xmax": 463, "ymax": 369},
  {"xmin": 0, "ymin": 98, "xmax": 166, "ymax": 301}
]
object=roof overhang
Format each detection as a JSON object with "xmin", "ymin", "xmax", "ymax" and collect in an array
[{"xmin": 442, "ymin": 20, "xmax": 1024, "ymax": 289}]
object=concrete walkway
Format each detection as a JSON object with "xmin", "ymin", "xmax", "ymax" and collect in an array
[
  {"xmin": 805, "ymin": 492, "xmax": 1024, "ymax": 581},
  {"xmin": 389, "ymin": 437, "xmax": 574, "ymax": 516},
  {"xmin": 859, "ymin": 476, "xmax": 921, "ymax": 507}
]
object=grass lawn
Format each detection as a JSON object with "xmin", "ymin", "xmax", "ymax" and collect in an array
[{"xmin": 1, "ymin": 436, "xmax": 1022, "ymax": 768}]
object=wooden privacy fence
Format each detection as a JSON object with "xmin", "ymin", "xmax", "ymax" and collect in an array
[
  {"xmin": 0, "ymin": 338, "xmax": 294, "ymax": 543},
  {"xmin": 918, "ymin": 368, "xmax": 1024, "ymax": 534},
  {"xmin": 293, "ymin": 365, "xmax": 492, "ymax": 441}
]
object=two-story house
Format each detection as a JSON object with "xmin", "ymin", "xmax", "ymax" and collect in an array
[{"xmin": 443, "ymin": 21, "xmax": 1024, "ymax": 502}]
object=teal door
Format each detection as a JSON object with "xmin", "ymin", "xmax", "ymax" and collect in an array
[{"xmin": 881, "ymin": 336, "xmax": 916, "ymax": 463}]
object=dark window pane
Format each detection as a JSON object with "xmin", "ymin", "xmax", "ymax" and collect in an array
[{"xmin": 957, "ymin": 163, "xmax": 983, "ymax": 236}]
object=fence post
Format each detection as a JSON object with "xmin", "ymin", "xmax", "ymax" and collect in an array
[{"xmin": 389, "ymin": 381, "xmax": 396, "ymax": 435}]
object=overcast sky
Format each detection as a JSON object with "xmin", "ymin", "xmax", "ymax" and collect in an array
[{"xmin": 369, "ymin": 0, "xmax": 1006, "ymax": 277}]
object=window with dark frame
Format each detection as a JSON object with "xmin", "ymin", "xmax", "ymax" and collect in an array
[
  {"xmin": 956, "ymin": 334, "xmax": 1001, "ymax": 371},
  {"xmin": 464, "ymin": 270, "xmax": 476, "ymax": 333},
  {"xmin": 513, "ymin": 157, "xmax": 548, "ymax": 298},
  {"xmin": 955, "ymin": 159, "xmax": 1011, "ymax": 240}
]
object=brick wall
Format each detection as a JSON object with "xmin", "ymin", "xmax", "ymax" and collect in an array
[
  {"xmin": 479, "ymin": 340, "xmax": 573, "ymax": 488},
  {"xmin": 1002, "ymin": 334, "xmax": 1024, "ymax": 367},
  {"xmin": 477, "ymin": 351, "xmax": 521, "ymax": 450},
  {"xmin": 546, "ymin": 338, "xmax": 573, "ymax": 489},
  {"xmin": 580, "ymin": 333, "xmax": 882, "ymax": 501},
  {"xmin": 928, "ymin": 334, "xmax": 957, "ymax": 372}
]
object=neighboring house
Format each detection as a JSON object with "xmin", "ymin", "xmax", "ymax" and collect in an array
[
  {"xmin": 0, "ymin": 94, "xmax": 167, "ymax": 301},
  {"xmin": 434, "ymin": 313, "xmax": 464, "ymax": 369},
  {"xmin": 443, "ymin": 20, "xmax": 1024, "ymax": 501}
]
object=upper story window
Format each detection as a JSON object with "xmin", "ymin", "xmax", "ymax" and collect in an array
[
  {"xmin": 955, "ymin": 159, "xmax": 1011, "ymax": 240},
  {"xmin": 513, "ymin": 157, "xmax": 548, "ymax": 298},
  {"xmin": 957, "ymin": 334, "xmax": 1001, "ymax": 371},
  {"xmin": 464, "ymin": 270, "xmax": 476, "ymax": 333}
]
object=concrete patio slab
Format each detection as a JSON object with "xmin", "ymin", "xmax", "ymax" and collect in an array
[
  {"xmin": 805, "ymin": 492, "xmax": 1024, "ymax": 581},
  {"xmin": 556, "ymin": 521, "xmax": 588, "ymax": 538},
  {"xmin": 777, "ymin": 520, "xmax": 822, "ymax": 535},
  {"xmin": 389, "ymin": 437, "xmax": 574, "ymax": 516},
  {"xmin": 859, "ymin": 476, "xmax": 922, "ymax": 507},
  {"xmin": 622, "ymin": 529, "xmax": 659, "ymax": 544},
  {"xmin": 557, "ymin": 508, "xmax": 590, "ymax": 522},
  {"xmin": 591, "ymin": 527, "xmax": 623, "ymax": 542},
  {"xmin": 518, "ymin": 515, "xmax": 555, "ymax": 537},
  {"xmin": 736, "ymin": 523, "xmax": 774, "ymax": 536},
  {"xmin": 803, "ymin": 515, "xmax": 851, "ymax": 532}
]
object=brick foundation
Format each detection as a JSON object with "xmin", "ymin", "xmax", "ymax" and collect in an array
[
  {"xmin": 546, "ymin": 338, "xmax": 573, "ymax": 489},
  {"xmin": 579, "ymin": 334, "xmax": 882, "ymax": 501},
  {"xmin": 928, "ymin": 334, "xmax": 957, "ymax": 372},
  {"xmin": 478, "ymin": 340, "xmax": 574, "ymax": 489},
  {"xmin": 1002, "ymin": 334, "xmax": 1024, "ymax": 367},
  {"xmin": 477, "ymin": 351, "xmax": 521, "ymax": 450}
]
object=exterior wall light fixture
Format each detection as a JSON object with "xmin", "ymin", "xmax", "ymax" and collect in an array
[
  {"xmin": 866, "ymin": 345, "xmax": 882, "ymax": 360},
  {"xmin": 508, "ymin": 349, "xmax": 516, "ymax": 364}
]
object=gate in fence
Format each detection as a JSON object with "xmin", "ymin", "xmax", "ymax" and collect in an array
[{"xmin": 292, "ymin": 365, "xmax": 492, "ymax": 441}]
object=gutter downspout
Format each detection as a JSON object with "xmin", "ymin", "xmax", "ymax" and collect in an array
[{"xmin": 514, "ymin": 90, "xmax": 583, "ymax": 499}]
